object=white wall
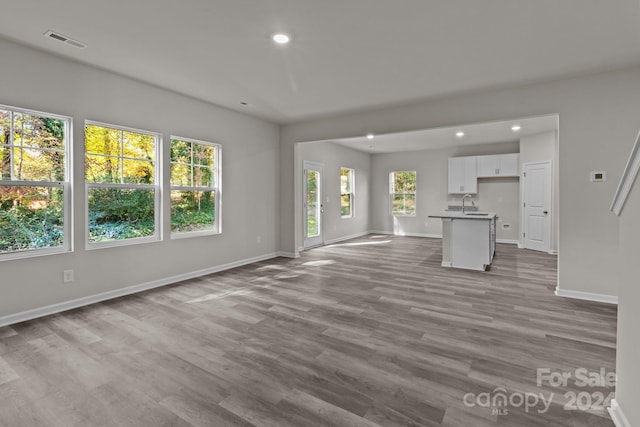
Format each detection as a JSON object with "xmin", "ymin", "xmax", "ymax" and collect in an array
[
  {"xmin": 281, "ymin": 66, "xmax": 640, "ymax": 298},
  {"xmin": 520, "ymin": 131, "xmax": 559, "ymax": 251},
  {"xmin": 370, "ymin": 142, "xmax": 520, "ymax": 242},
  {"xmin": 477, "ymin": 178, "xmax": 520, "ymax": 243},
  {"xmin": 615, "ymin": 177, "xmax": 640, "ymax": 426},
  {"xmin": 0, "ymin": 38, "xmax": 280, "ymax": 319},
  {"xmin": 297, "ymin": 142, "xmax": 370, "ymax": 246}
]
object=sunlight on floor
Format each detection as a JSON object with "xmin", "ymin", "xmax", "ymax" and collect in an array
[
  {"xmin": 186, "ymin": 288, "xmax": 255, "ymax": 303},
  {"xmin": 328, "ymin": 240, "xmax": 392, "ymax": 247},
  {"xmin": 255, "ymin": 264, "xmax": 289, "ymax": 271},
  {"xmin": 302, "ymin": 260, "xmax": 336, "ymax": 266}
]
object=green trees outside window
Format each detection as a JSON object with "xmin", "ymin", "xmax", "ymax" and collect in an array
[
  {"xmin": 390, "ymin": 171, "xmax": 417, "ymax": 216},
  {"xmin": 85, "ymin": 123, "xmax": 158, "ymax": 244},
  {"xmin": 340, "ymin": 167, "xmax": 354, "ymax": 218},
  {"xmin": 170, "ymin": 137, "xmax": 220, "ymax": 235},
  {"xmin": 306, "ymin": 169, "xmax": 319, "ymax": 237},
  {"xmin": 0, "ymin": 107, "xmax": 69, "ymax": 255}
]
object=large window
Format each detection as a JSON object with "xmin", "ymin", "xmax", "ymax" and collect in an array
[
  {"xmin": 340, "ymin": 167, "xmax": 354, "ymax": 218},
  {"xmin": 85, "ymin": 122, "xmax": 160, "ymax": 247},
  {"xmin": 170, "ymin": 136, "xmax": 221, "ymax": 236},
  {"xmin": 390, "ymin": 171, "xmax": 416, "ymax": 216},
  {"xmin": 0, "ymin": 105, "xmax": 71, "ymax": 259}
]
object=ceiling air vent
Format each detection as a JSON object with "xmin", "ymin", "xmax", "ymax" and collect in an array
[{"xmin": 44, "ymin": 30, "xmax": 87, "ymax": 49}]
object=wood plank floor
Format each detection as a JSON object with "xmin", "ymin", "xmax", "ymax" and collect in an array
[{"xmin": 0, "ymin": 236, "xmax": 617, "ymax": 426}]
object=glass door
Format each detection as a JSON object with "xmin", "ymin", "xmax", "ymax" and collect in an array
[{"xmin": 303, "ymin": 161, "xmax": 323, "ymax": 248}]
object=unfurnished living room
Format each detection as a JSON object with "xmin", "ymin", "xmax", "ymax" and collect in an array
[{"xmin": 0, "ymin": 2, "xmax": 639, "ymax": 427}]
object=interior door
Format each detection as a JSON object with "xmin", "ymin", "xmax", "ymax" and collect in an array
[
  {"xmin": 522, "ymin": 161, "xmax": 552, "ymax": 252},
  {"xmin": 303, "ymin": 162, "xmax": 323, "ymax": 248}
]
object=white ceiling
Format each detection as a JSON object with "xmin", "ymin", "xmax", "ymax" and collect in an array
[
  {"xmin": 1, "ymin": 1, "xmax": 639, "ymax": 124},
  {"xmin": 324, "ymin": 114, "xmax": 558, "ymax": 153}
]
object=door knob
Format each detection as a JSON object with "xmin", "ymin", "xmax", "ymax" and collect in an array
[{"xmin": 543, "ymin": 211, "xmax": 548, "ymax": 215}]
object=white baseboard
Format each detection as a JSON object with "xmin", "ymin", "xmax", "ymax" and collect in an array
[
  {"xmin": 276, "ymin": 251, "xmax": 299, "ymax": 258},
  {"xmin": 548, "ymin": 249, "xmax": 558, "ymax": 255},
  {"xmin": 609, "ymin": 399, "xmax": 631, "ymax": 427},
  {"xmin": 0, "ymin": 252, "xmax": 280, "ymax": 328},
  {"xmin": 555, "ymin": 287, "xmax": 618, "ymax": 304},
  {"xmin": 368, "ymin": 229, "xmax": 390, "ymax": 235},
  {"xmin": 496, "ymin": 239, "xmax": 519, "ymax": 245},
  {"xmin": 324, "ymin": 231, "xmax": 370, "ymax": 245}
]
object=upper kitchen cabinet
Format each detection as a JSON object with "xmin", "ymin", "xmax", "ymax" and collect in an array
[
  {"xmin": 448, "ymin": 156, "xmax": 478, "ymax": 194},
  {"xmin": 477, "ymin": 153, "xmax": 519, "ymax": 177}
]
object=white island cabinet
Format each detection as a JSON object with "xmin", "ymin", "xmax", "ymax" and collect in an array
[{"xmin": 429, "ymin": 212, "xmax": 496, "ymax": 271}]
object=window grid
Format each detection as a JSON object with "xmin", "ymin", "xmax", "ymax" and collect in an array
[
  {"xmin": 85, "ymin": 121, "xmax": 160, "ymax": 248},
  {"xmin": 340, "ymin": 167, "xmax": 354, "ymax": 218},
  {"xmin": 170, "ymin": 136, "xmax": 221, "ymax": 237},
  {"xmin": 0, "ymin": 105, "xmax": 72, "ymax": 259},
  {"xmin": 390, "ymin": 171, "xmax": 417, "ymax": 216}
]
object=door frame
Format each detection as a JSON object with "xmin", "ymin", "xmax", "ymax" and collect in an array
[
  {"xmin": 521, "ymin": 160, "xmax": 553, "ymax": 253},
  {"xmin": 302, "ymin": 161, "xmax": 324, "ymax": 249}
]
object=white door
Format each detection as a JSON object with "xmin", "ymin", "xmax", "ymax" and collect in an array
[
  {"xmin": 522, "ymin": 161, "xmax": 552, "ymax": 252},
  {"xmin": 303, "ymin": 162, "xmax": 323, "ymax": 248}
]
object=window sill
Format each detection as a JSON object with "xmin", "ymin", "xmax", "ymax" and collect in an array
[
  {"xmin": 171, "ymin": 229, "xmax": 221, "ymax": 240},
  {"xmin": 0, "ymin": 246, "xmax": 72, "ymax": 262},
  {"xmin": 86, "ymin": 235, "xmax": 160, "ymax": 251}
]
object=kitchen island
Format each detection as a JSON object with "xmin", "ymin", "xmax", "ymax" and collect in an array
[{"xmin": 429, "ymin": 212, "xmax": 496, "ymax": 271}]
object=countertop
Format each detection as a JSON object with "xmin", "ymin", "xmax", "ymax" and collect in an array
[{"xmin": 428, "ymin": 211, "xmax": 497, "ymax": 220}]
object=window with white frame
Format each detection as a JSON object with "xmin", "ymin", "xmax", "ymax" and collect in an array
[
  {"xmin": 0, "ymin": 105, "xmax": 71, "ymax": 258},
  {"xmin": 84, "ymin": 122, "xmax": 160, "ymax": 247},
  {"xmin": 390, "ymin": 171, "xmax": 416, "ymax": 216},
  {"xmin": 170, "ymin": 136, "xmax": 221, "ymax": 236},
  {"xmin": 340, "ymin": 167, "xmax": 354, "ymax": 218}
]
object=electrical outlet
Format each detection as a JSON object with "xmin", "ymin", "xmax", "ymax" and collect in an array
[
  {"xmin": 63, "ymin": 269, "xmax": 74, "ymax": 283},
  {"xmin": 256, "ymin": 235, "xmax": 261, "ymax": 244}
]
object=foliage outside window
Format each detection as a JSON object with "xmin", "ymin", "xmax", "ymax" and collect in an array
[
  {"xmin": 390, "ymin": 171, "xmax": 416, "ymax": 216},
  {"xmin": 85, "ymin": 122, "xmax": 159, "ymax": 246},
  {"xmin": 0, "ymin": 105, "xmax": 71, "ymax": 258},
  {"xmin": 170, "ymin": 136, "xmax": 221, "ymax": 236},
  {"xmin": 306, "ymin": 168, "xmax": 320, "ymax": 238},
  {"xmin": 340, "ymin": 167, "xmax": 354, "ymax": 218}
]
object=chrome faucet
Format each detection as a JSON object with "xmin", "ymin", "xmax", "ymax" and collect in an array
[{"xmin": 462, "ymin": 194, "xmax": 473, "ymax": 214}]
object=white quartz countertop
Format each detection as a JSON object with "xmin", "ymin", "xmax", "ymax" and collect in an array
[{"xmin": 428, "ymin": 211, "xmax": 497, "ymax": 220}]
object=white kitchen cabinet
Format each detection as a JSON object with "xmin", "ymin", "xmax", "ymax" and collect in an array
[
  {"xmin": 448, "ymin": 156, "xmax": 477, "ymax": 194},
  {"xmin": 477, "ymin": 153, "xmax": 519, "ymax": 177}
]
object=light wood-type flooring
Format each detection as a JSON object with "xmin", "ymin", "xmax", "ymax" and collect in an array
[{"xmin": 0, "ymin": 236, "xmax": 617, "ymax": 426}]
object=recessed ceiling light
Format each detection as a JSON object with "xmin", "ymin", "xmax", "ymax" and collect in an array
[
  {"xmin": 456, "ymin": 131, "xmax": 465, "ymax": 138},
  {"xmin": 272, "ymin": 33, "xmax": 291, "ymax": 44},
  {"xmin": 366, "ymin": 133, "xmax": 375, "ymax": 140},
  {"xmin": 511, "ymin": 125, "xmax": 522, "ymax": 132}
]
